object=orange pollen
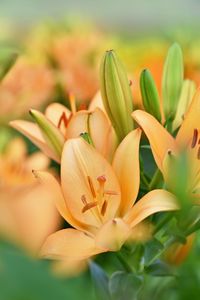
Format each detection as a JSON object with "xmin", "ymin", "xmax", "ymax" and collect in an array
[
  {"xmin": 197, "ymin": 147, "xmax": 200, "ymax": 160},
  {"xmin": 58, "ymin": 112, "xmax": 68, "ymax": 129},
  {"xmin": 104, "ymin": 190, "xmax": 118, "ymax": 195},
  {"xmin": 82, "ymin": 201, "xmax": 98, "ymax": 213},
  {"xmin": 81, "ymin": 195, "xmax": 87, "ymax": 205},
  {"xmin": 101, "ymin": 200, "xmax": 108, "ymax": 216},
  {"xmin": 191, "ymin": 129, "xmax": 198, "ymax": 148},
  {"xmin": 87, "ymin": 176, "xmax": 96, "ymax": 198}
]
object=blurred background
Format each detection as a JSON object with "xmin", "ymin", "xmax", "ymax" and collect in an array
[{"xmin": 1, "ymin": 1, "xmax": 200, "ymax": 300}]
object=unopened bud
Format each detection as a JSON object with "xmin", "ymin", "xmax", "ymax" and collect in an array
[
  {"xmin": 162, "ymin": 43, "xmax": 183, "ymax": 121},
  {"xmin": 100, "ymin": 50, "xmax": 134, "ymax": 141},
  {"xmin": 140, "ymin": 69, "xmax": 161, "ymax": 122}
]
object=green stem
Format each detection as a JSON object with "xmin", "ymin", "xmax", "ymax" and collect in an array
[{"xmin": 149, "ymin": 169, "xmax": 162, "ymax": 190}]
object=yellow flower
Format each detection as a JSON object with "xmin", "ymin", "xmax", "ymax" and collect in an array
[
  {"xmin": 36, "ymin": 130, "xmax": 177, "ymax": 262},
  {"xmin": 0, "ymin": 138, "xmax": 60, "ymax": 254},
  {"xmin": 10, "ymin": 96, "xmax": 115, "ymax": 163},
  {"xmin": 132, "ymin": 88, "xmax": 200, "ymax": 198}
]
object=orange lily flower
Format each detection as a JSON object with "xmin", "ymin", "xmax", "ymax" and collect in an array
[
  {"xmin": 0, "ymin": 138, "xmax": 60, "ymax": 254},
  {"xmin": 10, "ymin": 96, "xmax": 114, "ymax": 163},
  {"xmin": 36, "ymin": 130, "xmax": 178, "ymax": 262},
  {"xmin": 132, "ymin": 88, "xmax": 200, "ymax": 198}
]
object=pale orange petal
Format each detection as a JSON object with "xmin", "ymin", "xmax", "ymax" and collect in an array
[
  {"xmin": 124, "ymin": 189, "xmax": 179, "ymax": 228},
  {"xmin": 33, "ymin": 171, "xmax": 90, "ymax": 233},
  {"xmin": 89, "ymin": 90, "xmax": 106, "ymax": 113},
  {"xmin": 176, "ymin": 88, "xmax": 200, "ymax": 147},
  {"xmin": 66, "ymin": 108, "xmax": 111, "ymax": 157},
  {"xmin": 61, "ymin": 138, "xmax": 121, "ymax": 229},
  {"xmin": 26, "ymin": 152, "xmax": 49, "ymax": 170},
  {"xmin": 45, "ymin": 102, "xmax": 71, "ymax": 136},
  {"xmin": 132, "ymin": 110, "xmax": 177, "ymax": 171},
  {"xmin": 95, "ymin": 218, "xmax": 131, "ymax": 251},
  {"xmin": 112, "ymin": 129, "xmax": 141, "ymax": 216},
  {"xmin": 10, "ymin": 120, "xmax": 59, "ymax": 162},
  {"xmin": 40, "ymin": 229, "xmax": 106, "ymax": 260}
]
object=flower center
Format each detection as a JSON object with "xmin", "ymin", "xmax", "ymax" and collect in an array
[{"xmin": 81, "ymin": 175, "xmax": 118, "ymax": 221}]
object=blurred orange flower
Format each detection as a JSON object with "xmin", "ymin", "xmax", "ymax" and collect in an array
[
  {"xmin": 0, "ymin": 57, "xmax": 54, "ymax": 123},
  {"xmin": 0, "ymin": 138, "xmax": 60, "ymax": 254}
]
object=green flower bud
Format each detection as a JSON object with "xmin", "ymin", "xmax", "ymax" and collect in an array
[
  {"xmin": 162, "ymin": 43, "xmax": 183, "ymax": 121},
  {"xmin": 100, "ymin": 50, "xmax": 134, "ymax": 142},
  {"xmin": 30, "ymin": 109, "xmax": 65, "ymax": 159},
  {"xmin": 140, "ymin": 69, "xmax": 161, "ymax": 122},
  {"xmin": 173, "ymin": 79, "xmax": 196, "ymax": 131}
]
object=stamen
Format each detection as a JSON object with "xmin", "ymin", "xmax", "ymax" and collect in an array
[
  {"xmin": 104, "ymin": 190, "xmax": 119, "ymax": 195},
  {"xmin": 82, "ymin": 201, "xmax": 98, "ymax": 213},
  {"xmin": 129, "ymin": 80, "xmax": 132, "ymax": 86},
  {"xmin": 58, "ymin": 112, "xmax": 68, "ymax": 129},
  {"xmin": 101, "ymin": 200, "xmax": 108, "ymax": 216},
  {"xmin": 81, "ymin": 195, "xmax": 87, "ymax": 205},
  {"xmin": 191, "ymin": 129, "xmax": 198, "ymax": 148},
  {"xmin": 69, "ymin": 92, "xmax": 76, "ymax": 114},
  {"xmin": 197, "ymin": 147, "xmax": 200, "ymax": 160},
  {"xmin": 87, "ymin": 176, "xmax": 96, "ymax": 198},
  {"xmin": 167, "ymin": 149, "xmax": 172, "ymax": 155}
]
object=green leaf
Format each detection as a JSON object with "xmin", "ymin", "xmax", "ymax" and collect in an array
[
  {"xmin": 109, "ymin": 271, "xmax": 143, "ymax": 300},
  {"xmin": 144, "ymin": 238, "xmax": 164, "ymax": 266},
  {"xmin": 145, "ymin": 260, "xmax": 175, "ymax": 277},
  {"xmin": 89, "ymin": 261, "xmax": 111, "ymax": 300}
]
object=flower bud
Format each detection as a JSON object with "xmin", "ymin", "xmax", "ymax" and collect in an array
[
  {"xmin": 30, "ymin": 109, "xmax": 65, "ymax": 159},
  {"xmin": 100, "ymin": 50, "xmax": 134, "ymax": 141},
  {"xmin": 162, "ymin": 43, "xmax": 183, "ymax": 121},
  {"xmin": 140, "ymin": 69, "xmax": 161, "ymax": 122},
  {"xmin": 173, "ymin": 79, "xmax": 196, "ymax": 131}
]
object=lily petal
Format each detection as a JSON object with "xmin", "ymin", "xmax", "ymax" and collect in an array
[
  {"xmin": 66, "ymin": 108, "xmax": 111, "ymax": 157},
  {"xmin": 61, "ymin": 138, "xmax": 121, "ymax": 228},
  {"xmin": 176, "ymin": 88, "xmax": 200, "ymax": 147},
  {"xmin": 10, "ymin": 120, "xmax": 59, "ymax": 162},
  {"xmin": 45, "ymin": 102, "xmax": 71, "ymax": 136},
  {"xmin": 95, "ymin": 218, "xmax": 131, "ymax": 251},
  {"xmin": 132, "ymin": 110, "xmax": 177, "ymax": 171},
  {"xmin": 45, "ymin": 102, "xmax": 71, "ymax": 125},
  {"xmin": 124, "ymin": 189, "xmax": 178, "ymax": 228},
  {"xmin": 33, "ymin": 171, "xmax": 90, "ymax": 233},
  {"xmin": 40, "ymin": 229, "xmax": 106, "ymax": 260},
  {"xmin": 112, "ymin": 129, "xmax": 141, "ymax": 215}
]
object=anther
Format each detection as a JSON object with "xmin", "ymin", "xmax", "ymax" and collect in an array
[
  {"xmin": 167, "ymin": 149, "xmax": 172, "ymax": 155},
  {"xmin": 104, "ymin": 190, "xmax": 119, "ymax": 195},
  {"xmin": 82, "ymin": 201, "xmax": 98, "ymax": 213},
  {"xmin": 197, "ymin": 147, "xmax": 200, "ymax": 160},
  {"xmin": 129, "ymin": 80, "xmax": 133, "ymax": 86},
  {"xmin": 101, "ymin": 200, "xmax": 108, "ymax": 216},
  {"xmin": 81, "ymin": 195, "xmax": 87, "ymax": 205},
  {"xmin": 191, "ymin": 129, "xmax": 198, "ymax": 148},
  {"xmin": 87, "ymin": 176, "xmax": 96, "ymax": 198},
  {"xmin": 69, "ymin": 92, "xmax": 76, "ymax": 114},
  {"xmin": 58, "ymin": 112, "xmax": 68, "ymax": 129}
]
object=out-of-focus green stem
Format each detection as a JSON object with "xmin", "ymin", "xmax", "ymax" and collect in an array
[
  {"xmin": 116, "ymin": 252, "xmax": 133, "ymax": 273},
  {"xmin": 149, "ymin": 169, "xmax": 162, "ymax": 190}
]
